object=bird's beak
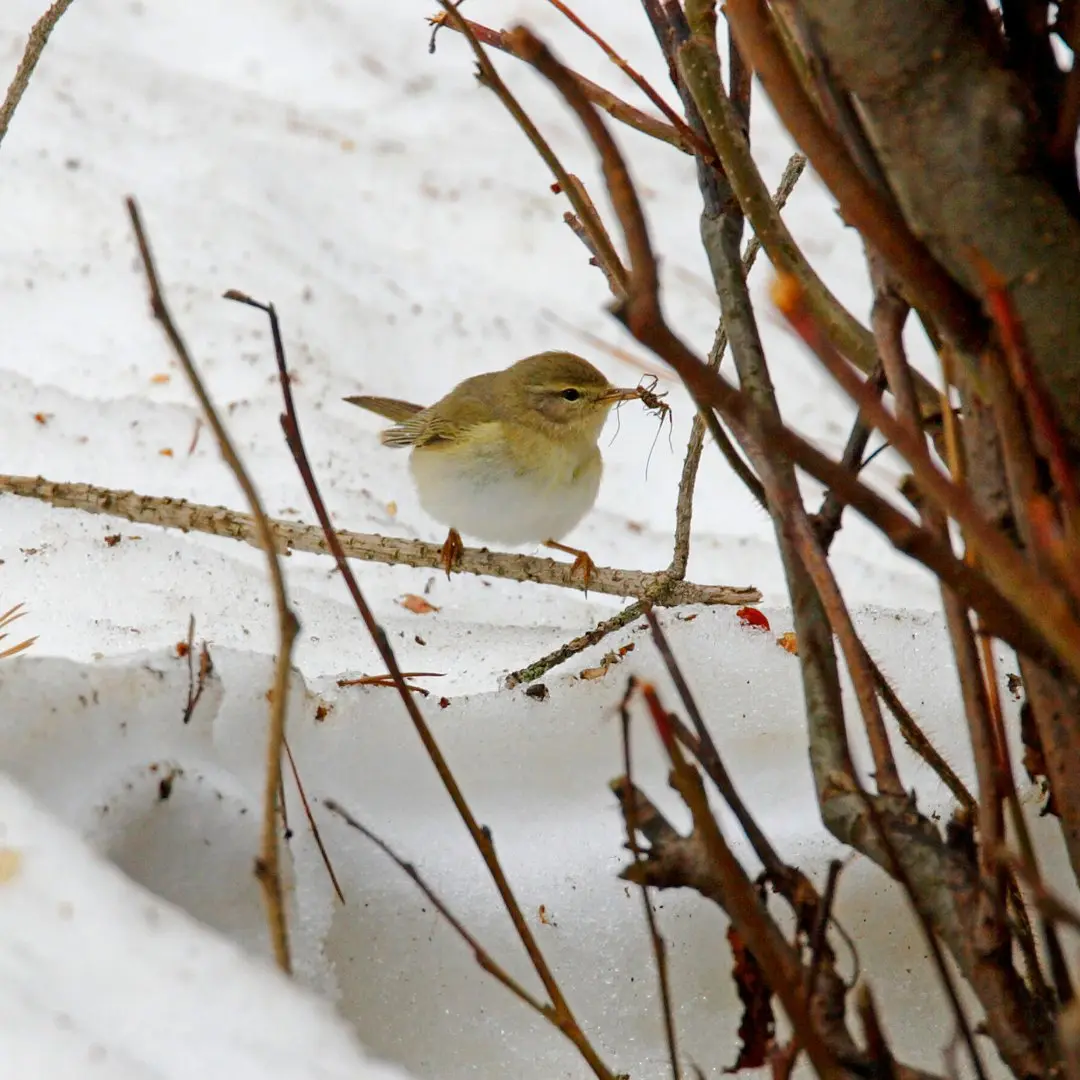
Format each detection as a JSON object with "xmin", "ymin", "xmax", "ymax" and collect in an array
[{"xmin": 598, "ymin": 386, "xmax": 642, "ymax": 404}]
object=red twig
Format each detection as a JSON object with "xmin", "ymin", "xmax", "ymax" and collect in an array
[
  {"xmin": 969, "ymin": 249, "xmax": 1080, "ymax": 520},
  {"xmin": 542, "ymin": 0, "xmax": 713, "ymax": 162}
]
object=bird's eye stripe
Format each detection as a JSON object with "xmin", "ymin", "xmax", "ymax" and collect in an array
[{"xmin": 561, "ymin": 388, "xmax": 581, "ymax": 401}]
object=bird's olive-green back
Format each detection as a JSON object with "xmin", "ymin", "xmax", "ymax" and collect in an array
[{"xmin": 346, "ymin": 351, "xmax": 613, "ymax": 448}]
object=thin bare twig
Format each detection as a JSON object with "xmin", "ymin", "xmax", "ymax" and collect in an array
[
  {"xmin": 542, "ymin": 0, "xmax": 711, "ymax": 163},
  {"xmin": 505, "ymin": 600, "xmax": 646, "ymax": 688},
  {"xmin": 125, "ymin": 197, "xmax": 295, "ymax": 975},
  {"xmin": 281, "ymin": 738, "xmax": 345, "ymax": 905},
  {"xmin": 324, "ymin": 800, "xmax": 548, "ymax": 1016},
  {"xmin": 435, "ymin": 3, "xmax": 626, "ymax": 293},
  {"xmin": 0, "ymin": 0, "xmax": 77, "ymax": 150},
  {"xmin": 429, "ymin": 13, "xmax": 699, "ymax": 157},
  {"xmin": 811, "ymin": 367, "xmax": 884, "ymax": 550},
  {"xmin": 804, "ymin": 860, "xmax": 843, "ymax": 998},
  {"xmin": 0, "ymin": 603, "xmax": 37, "ymax": 660},
  {"xmin": 180, "ymin": 615, "xmax": 212, "ymax": 726},
  {"xmin": 618, "ymin": 677, "xmax": 681, "ymax": 1080},
  {"xmin": 871, "ymin": 658, "xmax": 975, "ymax": 812},
  {"xmin": 561, "ymin": 174, "xmax": 626, "ymax": 297},
  {"xmin": 670, "ymin": 153, "xmax": 806, "ymax": 576}
]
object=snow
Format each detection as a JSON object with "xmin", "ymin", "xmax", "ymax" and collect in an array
[
  {"xmin": 0, "ymin": 772, "xmax": 417, "ymax": 1079},
  {"xmin": 0, "ymin": 1, "xmax": 1059, "ymax": 1079},
  {"xmin": 0, "ymin": 616, "xmax": 1041, "ymax": 1079}
]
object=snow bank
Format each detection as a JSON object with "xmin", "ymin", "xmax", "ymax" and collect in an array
[
  {"xmin": 0, "ymin": 606, "xmax": 1042, "ymax": 1078},
  {"xmin": 0, "ymin": 770, "xmax": 416, "ymax": 1079}
]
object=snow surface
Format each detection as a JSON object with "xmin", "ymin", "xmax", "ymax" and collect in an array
[
  {"xmin": 0, "ymin": 772, "xmax": 417, "ymax": 1079},
  {"xmin": 0, "ymin": 1, "xmax": 1065, "ymax": 1079}
]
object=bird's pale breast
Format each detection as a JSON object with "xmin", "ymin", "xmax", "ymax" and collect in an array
[{"xmin": 408, "ymin": 421, "xmax": 602, "ymax": 545}]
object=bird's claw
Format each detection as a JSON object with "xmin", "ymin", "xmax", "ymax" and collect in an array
[
  {"xmin": 441, "ymin": 528, "xmax": 464, "ymax": 578},
  {"xmin": 544, "ymin": 539, "xmax": 596, "ymax": 594},
  {"xmin": 569, "ymin": 551, "xmax": 596, "ymax": 592}
]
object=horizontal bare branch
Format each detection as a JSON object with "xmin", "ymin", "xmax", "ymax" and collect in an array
[{"xmin": 0, "ymin": 475, "xmax": 759, "ymax": 606}]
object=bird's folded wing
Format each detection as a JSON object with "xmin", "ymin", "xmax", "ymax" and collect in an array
[{"xmin": 378, "ymin": 412, "xmax": 469, "ymax": 448}]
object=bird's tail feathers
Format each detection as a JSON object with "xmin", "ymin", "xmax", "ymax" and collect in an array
[{"xmin": 343, "ymin": 394, "xmax": 425, "ymax": 423}]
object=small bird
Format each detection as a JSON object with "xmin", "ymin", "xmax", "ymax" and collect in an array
[{"xmin": 344, "ymin": 351, "xmax": 641, "ymax": 585}]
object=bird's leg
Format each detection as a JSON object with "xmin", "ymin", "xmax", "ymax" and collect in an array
[
  {"xmin": 440, "ymin": 527, "xmax": 464, "ymax": 578},
  {"xmin": 543, "ymin": 539, "xmax": 596, "ymax": 592}
]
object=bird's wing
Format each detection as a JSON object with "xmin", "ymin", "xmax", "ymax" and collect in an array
[
  {"xmin": 379, "ymin": 384, "xmax": 504, "ymax": 449},
  {"xmin": 348, "ymin": 379, "xmax": 502, "ymax": 449},
  {"xmin": 378, "ymin": 410, "xmax": 474, "ymax": 448},
  {"xmin": 343, "ymin": 395, "xmax": 425, "ymax": 423}
]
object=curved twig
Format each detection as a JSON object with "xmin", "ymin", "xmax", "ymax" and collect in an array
[
  {"xmin": 0, "ymin": 0, "xmax": 77, "ymax": 150},
  {"xmin": 125, "ymin": 198, "xmax": 295, "ymax": 975}
]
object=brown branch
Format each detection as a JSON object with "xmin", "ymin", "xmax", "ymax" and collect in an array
[
  {"xmin": 617, "ymin": 678, "xmax": 680, "ymax": 1080},
  {"xmin": 435, "ymin": 4, "xmax": 626, "ymax": 292},
  {"xmin": 281, "ymin": 738, "xmax": 345, "ymax": 905},
  {"xmin": 0, "ymin": 602, "xmax": 37, "ymax": 660},
  {"xmin": 871, "ymin": 658, "xmax": 975, "ymax": 813},
  {"xmin": 742, "ymin": 152, "xmax": 804, "ymax": 273},
  {"xmin": 180, "ymin": 615, "xmax": 212, "ymax": 726},
  {"xmin": 541, "ymin": 0, "xmax": 712, "ymax": 162},
  {"xmin": 429, "ymin": 14, "xmax": 699, "ymax": 157},
  {"xmin": 810, "ymin": 368, "xmax": 883, "ymax": 551},
  {"xmin": 504, "ymin": 600, "xmax": 645, "ymax": 688},
  {"xmin": 561, "ymin": 173, "xmax": 626, "ymax": 298},
  {"xmin": 670, "ymin": 154, "xmax": 805, "ymax": 575},
  {"xmin": 0, "ymin": 0, "xmax": 77, "ymax": 151},
  {"xmin": 0, "ymin": 474, "xmax": 759, "ymax": 608},
  {"xmin": 324, "ymin": 800, "xmax": 548, "ymax": 1016},
  {"xmin": 775, "ymin": 274, "xmax": 1080, "ymax": 688},
  {"xmin": 125, "ymin": 198, "xmax": 295, "ymax": 976}
]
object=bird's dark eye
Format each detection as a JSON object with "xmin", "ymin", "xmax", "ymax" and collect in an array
[{"xmin": 561, "ymin": 388, "xmax": 581, "ymax": 401}]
